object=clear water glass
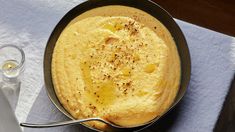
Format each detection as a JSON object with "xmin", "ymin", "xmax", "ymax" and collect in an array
[{"xmin": 0, "ymin": 45, "xmax": 25, "ymax": 110}]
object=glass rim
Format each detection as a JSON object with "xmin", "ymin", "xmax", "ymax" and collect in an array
[{"xmin": 0, "ymin": 44, "xmax": 25, "ymax": 71}]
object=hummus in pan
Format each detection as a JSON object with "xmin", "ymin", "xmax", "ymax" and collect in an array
[{"xmin": 52, "ymin": 5, "xmax": 180, "ymax": 130}]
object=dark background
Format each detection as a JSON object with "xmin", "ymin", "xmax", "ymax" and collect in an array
[{"xmin": 153, "ymin": 0, "xmax": 235, "ymax": 37}]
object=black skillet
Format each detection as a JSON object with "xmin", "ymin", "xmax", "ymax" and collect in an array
[{"xmin": 42, "ymin": 0, "xmax": 191, "ymax": 131}]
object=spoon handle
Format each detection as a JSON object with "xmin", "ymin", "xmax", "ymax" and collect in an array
[{"xmin": 20, "ymin": 118, "xmax": 101, "ymax": 128}]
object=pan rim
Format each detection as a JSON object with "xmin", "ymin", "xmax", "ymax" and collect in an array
[{"xmin": 43, "ymin": 0, "xmax": 191, "ymax": 131}]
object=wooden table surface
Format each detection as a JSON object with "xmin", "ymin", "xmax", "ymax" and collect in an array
[
  {"xmin": 152, "ymin": 0, "xmax": 235, "ymax": 131},
  {"xmin": 153, "ymin": 0, "xmax": 235, "ymax": 37}
]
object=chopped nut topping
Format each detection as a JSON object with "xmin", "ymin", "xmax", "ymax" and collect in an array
[{"xmin": 105, "ymin": 37, "xmax": 118, "ymax": 44}]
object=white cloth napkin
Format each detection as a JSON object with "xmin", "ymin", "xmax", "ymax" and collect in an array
[
  {"xmin": 0, "ymin": 0, "xmax": 235, "ymax": 132},
  {"xmin": 0, "ymin": 86, "xmax": 22, "ymax": 132}
]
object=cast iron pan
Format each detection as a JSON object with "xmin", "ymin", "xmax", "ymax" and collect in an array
[{"xmin": 44, "ymin": 0, "xmax": 191, "ymax": 131}]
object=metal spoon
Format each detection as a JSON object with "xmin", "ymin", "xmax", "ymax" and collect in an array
[{"xmin": 20, "ymin": 117, "xmax": 125, "ymax": 129}]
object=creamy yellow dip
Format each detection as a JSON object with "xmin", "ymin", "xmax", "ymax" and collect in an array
[{"xmin": 52, "ymin": 5, "xmax": 180, "ymax": 131}]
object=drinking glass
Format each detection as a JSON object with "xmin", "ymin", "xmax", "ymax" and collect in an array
[{"xmin": 0, "ymin": 45, "xmax": 25, "ymax": 110}]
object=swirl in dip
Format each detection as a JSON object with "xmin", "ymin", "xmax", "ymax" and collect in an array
[{"xmin": 52, "ymin": 5, "xmax": 180, "ymax": 131}]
